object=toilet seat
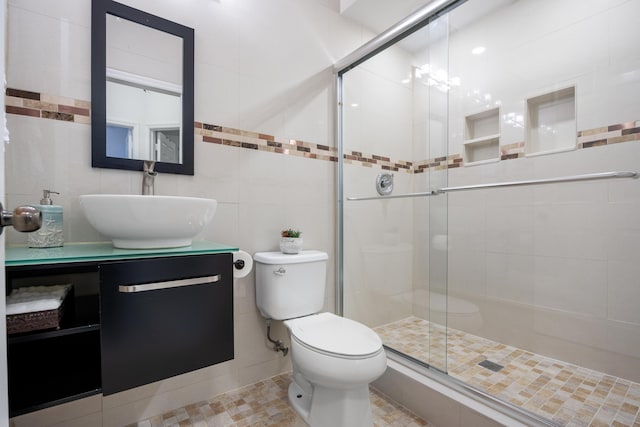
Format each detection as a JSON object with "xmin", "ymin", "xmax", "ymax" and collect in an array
[{"xmin": 285, "ymin": 312, "xmax": 383, "ymax": 359}]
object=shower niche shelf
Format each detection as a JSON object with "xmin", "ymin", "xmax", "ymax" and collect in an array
[
  {"xmin": 525, "ymin": 86, "xmax": 576, "ymax": 156},
  {"xmin": 463, "ymin": 108, "xmax": 500, "ymax": 165}
]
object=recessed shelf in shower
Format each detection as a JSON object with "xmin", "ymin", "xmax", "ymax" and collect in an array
[
  {"xmin": 525, "ymin": 86, "xmax": 576, "ymax": 155},
  {"xmin": 463, "ymin": 108, "xmax": 500, "ymax": 165}
]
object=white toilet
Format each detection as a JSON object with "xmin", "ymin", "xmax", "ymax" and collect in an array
[{"xmin": 254, "ymin": 250, "xmax": 387, "ymax": 427}]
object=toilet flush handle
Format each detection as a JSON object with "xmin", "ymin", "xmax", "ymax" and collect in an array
[{"xmin": 274, "ymin": 267, "xmax": 286, "ymax": 276}]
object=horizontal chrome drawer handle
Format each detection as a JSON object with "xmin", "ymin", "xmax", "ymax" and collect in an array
[{"xmin": 118, "ymin": 274, "xmax": 221, "ymax": 293}]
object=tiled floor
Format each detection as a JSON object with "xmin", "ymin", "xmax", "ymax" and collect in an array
[
  {"xmin": 129, "ymin": 372, "xmax": 430, "ymax": 427},
  {"xmin": 374, "ymin": 316, "xmax": 640, "ymax": 427}
]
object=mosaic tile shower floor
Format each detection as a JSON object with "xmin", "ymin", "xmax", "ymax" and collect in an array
[
  {"xmin": 374, "ymin": 316, "xmax": 640, "ymax": 427},
  {"xmin": 129, "ymin": 372, "xmax": 429, "ymax": 427}
]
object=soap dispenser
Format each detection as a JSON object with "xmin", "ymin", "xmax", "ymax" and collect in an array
[{"xmin": 27, "ymin": 190, "xmax": 64, "ymax": 248}]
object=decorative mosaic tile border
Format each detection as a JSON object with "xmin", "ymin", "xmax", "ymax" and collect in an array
[
  {"xmin": 195, "ymin": 122, "xmax": 339, "ymax": 162},
  {"xmin": 5, "ymin": 89, "xmax": 639, "ymax": 175},
  {"xmin": 5, "ymin": 88, "xmax": 91, "ymax": 124},
  {"xmin": 578, "ymin": 121, "xmax": 640, "ymax": 148},
  {"xmin": 413, "ymin": 154, "xmax": 463, "ymax": 174},
  {"xmin": 500, "ymin": 141, "xmax": 525, "ymax": 160},
  {"xmin": 342, "ymin": 150, "xmax": 413, "ymax": 172}
]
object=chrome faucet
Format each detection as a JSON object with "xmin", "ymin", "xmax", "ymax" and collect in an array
[{"xmin": 142, "ymin": 160, "xmax": 157, "ymax": 195}]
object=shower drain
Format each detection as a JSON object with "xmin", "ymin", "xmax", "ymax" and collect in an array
[{"xmin": 478, "ymin": 359, "xmax": 504, "ymax": 372}]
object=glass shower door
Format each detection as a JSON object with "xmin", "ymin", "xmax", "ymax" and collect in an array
[
  {"xmin": 340, "ymin": 0, "xmax": 640, "ymax": 424},
  {"xmin": 422, "ymin": 12, "xmax": 450, "ymax": 374},
  {"xmin": 339, "ymin": 10, "xmax": 452, "ymax": 375}
]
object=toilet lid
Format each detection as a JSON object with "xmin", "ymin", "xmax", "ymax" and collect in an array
[{"xmin": 286, "ymin": 313, "xmax": 382, "ymax": 357}]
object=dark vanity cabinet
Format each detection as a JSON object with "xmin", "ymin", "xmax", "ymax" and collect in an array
[
  {"xmin": 5, "ymin": 244, "xmax": 235, "ymax": 417},
  {"xmin": 100, "ymin": 253, "xmax": 233, "ymax": 395}
]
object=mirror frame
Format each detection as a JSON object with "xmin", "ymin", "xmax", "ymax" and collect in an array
[{"xmin": 91, "ymin": 0, "xmax": 195, "ymax": 175}]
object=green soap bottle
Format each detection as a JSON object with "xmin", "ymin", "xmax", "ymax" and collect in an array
[{"xmin": 27, "ymin": 190, "xmax": 64, "ymax": 248}]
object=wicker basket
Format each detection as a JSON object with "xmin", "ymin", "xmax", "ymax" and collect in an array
[
  {"xmin": 6, "ymin": 286, "xmax": 69, "ymax": 335},
  {"xmin": 7, "ymin": 301, "xmax": 66, "ymax": 335}
]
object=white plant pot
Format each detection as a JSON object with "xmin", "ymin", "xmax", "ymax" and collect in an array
[{"xmin": 280, "ymin": 237, "xmax": 303, "ymax": 254}]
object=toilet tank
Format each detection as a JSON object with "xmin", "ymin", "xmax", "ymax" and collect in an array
[{"xmin": 254, "ymin": 250, "xmax": 328, "ymax": 320}]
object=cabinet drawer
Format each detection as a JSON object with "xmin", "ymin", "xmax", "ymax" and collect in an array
[{"xmin": 99, "ymin": 253, "xmax": 233, "ymax": 395}]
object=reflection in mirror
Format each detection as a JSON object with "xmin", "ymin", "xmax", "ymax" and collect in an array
[
  {"xmin": 105, "ymin": 14, "xmax": 182, "ymax": 163},
  {"xmin": 92, "ymin": 0, "xmax": 194, "ymax": 175},
  {"xmin": 106, "ymin": 13, "xmax": 182, "ymax": 85},
  {"xmin": 106, "ymin": 69, "xmax": 182, "ymax": 162}
]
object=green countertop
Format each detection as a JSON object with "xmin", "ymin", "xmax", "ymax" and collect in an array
[{"xmin": 6, "ymin": 241, "xmax": 239, "ymax": 267}]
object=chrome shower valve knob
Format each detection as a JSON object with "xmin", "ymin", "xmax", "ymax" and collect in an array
[{"xmin": 376, "ymin": 172, "xmax": 394, "ymax": 196}]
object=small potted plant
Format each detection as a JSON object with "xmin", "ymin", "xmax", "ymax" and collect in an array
[{"xmin": 280, "ymin": 228, "xmax": 303, "ymax": 254}]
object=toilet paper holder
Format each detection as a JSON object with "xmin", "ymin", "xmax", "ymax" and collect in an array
[{"xmin": 232, "ymin": 250, "xmax": 253, "ymax": 278}]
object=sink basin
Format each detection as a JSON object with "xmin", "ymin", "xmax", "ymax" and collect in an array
[{"xmin": 79, "ymin": 194, "xmax": 217, "ymax": 249}]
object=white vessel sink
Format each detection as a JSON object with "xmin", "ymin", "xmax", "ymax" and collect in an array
[{"xmin": 79, "ymin": 194, "xmax": 217, "ymax": 249}]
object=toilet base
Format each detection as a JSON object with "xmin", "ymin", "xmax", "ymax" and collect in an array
[
  {"xmin": 288, "ymin": 381, "xmax": 312, "ymax": 421},
  {"xmin": 288, "ymin": 380, "xmax": 374, "ymax": 427}
]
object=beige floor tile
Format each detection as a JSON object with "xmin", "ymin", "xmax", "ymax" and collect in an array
[
  {"xmin": 129, "ymin": 372, "xmax": 431, "ymax": 427},
  {"xmin": 375, "ymin": 316, "xmax": 640, "ymax": 427}
]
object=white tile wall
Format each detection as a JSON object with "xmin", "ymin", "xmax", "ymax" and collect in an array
[
  {"xmin": 448, "ymin": 0, "xmax": 640, "ymax": 154},
  {"xmin": 343, "ymin": 164, "xmax": 415, "ymax": 326},
  {"xmin": 6, "ymin": 2, "xmax": 91, "ymax": 100},
  {"xmin": 10, "ymin": 395, "xmax": 102, "ymax": 427},
  {"xmin": 442, "ymin": 0, "xmax": 640, "ymax": 380},
  {"xmin": 446, "ymin": 148, "xmax": 640, "ymax": 375},
  {"xmin": 342, "ymin": 64, "xmax": 414, "ymax": 160},
  {"xmin": 342, "ymin": 0, "xmax": 640, "ymax": 385}
]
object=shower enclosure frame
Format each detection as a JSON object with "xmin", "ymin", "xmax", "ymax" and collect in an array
[
  {"xmin": 334, "ymin": 0, "xmax": 462, "ymax": 317},
  {"xmin": 333, "ymin": 1, "xmax": 562, "ymax": 425}
]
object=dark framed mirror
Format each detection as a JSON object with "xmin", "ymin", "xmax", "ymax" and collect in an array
[{"xmin": 91, "ymin": 0, "xmax": 194, "ymax": 175}]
